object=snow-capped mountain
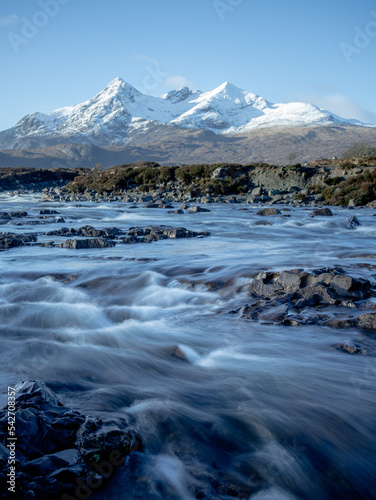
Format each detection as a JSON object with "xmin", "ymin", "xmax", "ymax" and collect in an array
[{"xmin": 0, "ymin": 77, "xmax": 372, "ymax": 150}]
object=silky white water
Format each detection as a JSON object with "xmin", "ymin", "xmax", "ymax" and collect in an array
[{"xmin": 0, "ymin": 194, "xmax": 375, "ymax": 499}]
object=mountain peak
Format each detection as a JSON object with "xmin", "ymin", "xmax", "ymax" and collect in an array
[
  {"xmin": 214, "ymin": 81, "xmax": 243, "ymax": 93},
  {"xmin": 162, "ymin": 87, "xmax": 193, "ymax": 103},
  {"xmin": 101, "ymin": 77, "xmax": 141, "ymax": 101},
  {"xmin": 0, "ymin": 79, "xmax": 373, "ymax": 151}
]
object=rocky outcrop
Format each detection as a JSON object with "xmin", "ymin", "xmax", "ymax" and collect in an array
[
  {"xmin": 121, "ymin": 225, "xmax": 210, "ymax": 244},
  {"xmin": 256, "ymin": 208, "xmax": 281, "ymax": 216},
  {"xmin": 0, "ymin": 381, "xmax": 141, "ymax": 500},
  {"xmin": 0, "ymin": 232, "xmax": 37, "ymax": 250},
  {"xmin": 237, "ymin": 268, "xmax": 376, "ymax": 340},
  {"xmin": 46, "ymin": 225, "xmax": 122, "ymax": 238},
  {"xmin": 58, "ymin": 238, "xmax": 116, "ymax": 249}
]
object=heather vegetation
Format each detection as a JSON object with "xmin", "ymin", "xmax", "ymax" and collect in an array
[
  {"xmin": 311, "ymin": 168, "xmax": 376, "ymax": 206},
  {"xmin": 67, "ymin": 162, "xmax": 269, "ymax": 196},
  {"xmin": 63, "ymin": 152, "xmax": 376, "ymax": 206}
]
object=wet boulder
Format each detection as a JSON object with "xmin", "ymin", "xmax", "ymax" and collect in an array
[
  {"xmin": 77, "ymin": 416, "xmax": 141, "ymax": 464},
  {"xmin": 255, "ymin": 208, "xmax": 281, "ymax": 216},
  {"xmin": 358, "ymin": 313, "xmax": 376, "ymax": 331},
  {"xmin": 329, "ymin": 274, "xmax": 370, "ymax": 300},
  {"xmin": 346, "ymin": 215, "xmax": 361, "ymax": 229},
  {"xmin": 145, "ymin": 200, "xmax": 174, "ymax": 209},
  {"xmin": 325, "ymin": 317, "xmax": 358, "ymax": 329},
  {"xmin": 0, "ymin": 232, "xmax": 37, "ymax": 249},
  {"xmin": 250, "ymin": 270, "xmax": 302, "ymax": 297},
  {"xmin": 122, "ymin": 225, "xmax": 210, "ymax": 244},
  {"xmin": 294, "ymin": 283, "xmax": 339, "ymax": 308},
  {"xmin": 58, "ymin": 238, "xmax": 116, "ymax": 249},
  {"xmin": 0, "ymin": 381, "xmax": 142, "ymax": 500},
  {"xmin": 309, "ymin": 208, "xmax": 333, "ymax": 217},
  {"xmin": 188, "ymin": 206, "xmax": 211, "ymax": 213},
  {"xmin": 334, "ymin": 343, "xmax": 365, "ymax": 355},
  {"xmin": 40, "ymin": 209, "xmax": 59, "ymax": 215}
]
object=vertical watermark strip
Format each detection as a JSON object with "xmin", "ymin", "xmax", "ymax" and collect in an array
[{"xmin": 7, "ymin": 387, "xmax": 17, "ymax": 494}]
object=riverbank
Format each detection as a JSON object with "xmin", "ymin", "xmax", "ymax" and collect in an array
[{"xmin": 1, "ymin": 161, "xmax": 376, "ymax": 208}]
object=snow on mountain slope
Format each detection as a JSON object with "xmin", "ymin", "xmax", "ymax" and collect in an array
[{"xmin": 0, "ymin": 77, "xmax": 373, "ymax": 150}]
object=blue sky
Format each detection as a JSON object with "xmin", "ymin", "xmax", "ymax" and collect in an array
[{"xmin": 0, "ymin": 0, "xmax": 376, "ymax": 131}]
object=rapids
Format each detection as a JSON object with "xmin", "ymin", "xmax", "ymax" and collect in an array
[{"xmin": 0, "ymin": 193, "xmax": 375, "ymax": 499}]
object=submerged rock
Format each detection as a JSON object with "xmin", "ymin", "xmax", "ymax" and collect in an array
[{"xmin": 334, "ymin": 343, "xmax": 365, "ymax": 355}]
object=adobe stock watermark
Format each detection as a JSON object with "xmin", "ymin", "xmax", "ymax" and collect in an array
[
  {"xmin": 139, "ymin": 61, "xmax": 169, "ymax": 95},
  {"xmin": 8, "ymin": 0, "xmax": 72, "ymax": 54},
  {"xmin": 213, "ymin": 0, "xmax": 244, "ymax": 22},
  {"xmin": 340, "ymin": 10, "xmax": 376, "ymax": 63}
]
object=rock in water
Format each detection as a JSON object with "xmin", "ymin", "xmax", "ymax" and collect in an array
[
  {"xmin": 358, "ymin": 313, "xmax": 376, "ymax": 331},
  {"xmin": 188, "ymin": 206, "xmax": 211, "ymax": 213},
  {"xmin": 346, "ymin": 215, "xmax": 361, "ymax": 229},
  {"xmin": 256, "ymin": 208, "xmax": 281, "ymax": 216},
  {"xmin": 309, "ymin": 208, "xmax": 333, "ymax": 217},
  {"xmin": 0, "ymin": 381, "xmax": 141, "ymax": 500},
  {"xmin": 58, "ymin": 238, "xmax": 116, "ymax": 249}
]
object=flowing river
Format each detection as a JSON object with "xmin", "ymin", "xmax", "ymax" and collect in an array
[{"xmin": 0, "ymin": 193, "xmax": 376, "ymax": 499}]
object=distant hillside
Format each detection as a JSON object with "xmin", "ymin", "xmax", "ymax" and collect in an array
[{"xmin": 1, "ymin": 125, "xmax": 376, "ymax": 169}]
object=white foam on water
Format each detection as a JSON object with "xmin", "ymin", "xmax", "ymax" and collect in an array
[
  {"xmin": 0, "ymin": 302, "xmax": 111, "ymax": 330},
  {"xmin": 197, "ymin": 348, "xmax": 263, "ymax": 368},
  {"xmin": 249, "ymin": 487, "xmax": 299, "ymax": 499},
  {"xmin": 147, "ymin": 454, "xmax": 196, "ymax": 500}
]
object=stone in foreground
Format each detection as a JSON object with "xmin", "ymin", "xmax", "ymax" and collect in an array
[{"xmin": 58, "ymin": 238, "xmax": 116, "ymax": 249}]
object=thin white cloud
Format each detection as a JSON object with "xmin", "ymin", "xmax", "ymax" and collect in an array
[
  {"xmin": 133, "ymin": 54, "xmax": 160, "ymax": 65},
  {"xmin": 0, "ymin": 14, "xmax": 19, "ymax": 27},
  {"xmin": 163, "ymin": 75, "xmax": 193, "ymax": 89},
  {"xmin": 298, "ymin": 92, "xmax": 376, "ymax": 125}
]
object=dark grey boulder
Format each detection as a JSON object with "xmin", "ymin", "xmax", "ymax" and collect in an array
[
  {"xmin": 0, "ymin": 381, "xmax": 142, "ymax": 500},
  {"xmin": 40, "ymin": 209, "xmax": 59, "ymax": 215},
  {"xmin": 59, "ymin": 238, "xmax": 116, "ymax": 249},
  {"xmin": 309, "ymin": 208, "xmax": 333, "ymax": 217},
  {"xmin": 0, "ymin": 232, "xmax": 37, "ymax": 249},
  {"xmin": 346, "ymin": 215, "xmax": 361, "ymax": 229},
  {"xmin": 121, "ymin": 225, "xmax": 210, "ymax": 244},
  {"xmin": 294, "ymin": 283, "xmax": 339, "ymax": 307},
  {"xmin": 358, "ymin": 313, "xmax": 376, "ymax": 331},
  {"xmin": 255, "ymin": 208, "xmax": 281, "ymax": 216},
  {"xmin": 329, "ymin": 274, "xmax": 370, "ymax": 300},
  {"xmin": 188, "ymin": 206, "xmax": 211, "ymax": 213}
]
